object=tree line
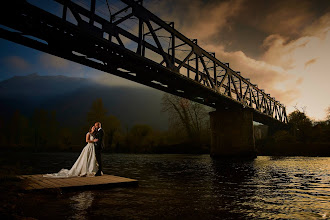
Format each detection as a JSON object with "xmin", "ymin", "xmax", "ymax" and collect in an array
[
  {"xmin": 0, "ymin": 96, "xmax": 211, "ymax": 153},
  {"xmin": 256, "ymin": 107, "xmax": 330, "ymax": 156},
  {"xmin": 1, "ymin": 94, "xmax": 328, "ymax": 155}
]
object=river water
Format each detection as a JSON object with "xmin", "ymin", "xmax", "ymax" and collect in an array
[{"xmin": 6, "ymin": 153, "xmax": 330, "ymax": 219}]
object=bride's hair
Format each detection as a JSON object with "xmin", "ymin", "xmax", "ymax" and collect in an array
[{"xmin": 89, "ymin": 126, "xmax": 95, "ymax": 135}]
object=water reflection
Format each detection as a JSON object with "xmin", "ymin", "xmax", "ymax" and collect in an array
[
  {"xmin": 249, "ymin": 156, "xmax": 330, "ymax": 219},
  {"xmin": 70, "ymin": 191, "xmax": 94, "ymax": 220},
  {"xmin": 209, "ymin": 159, "xmax": 257, "ymax": 218},
  {"xmin": 1, "ymin": 152, "xmax": 329, "ymax": 219}
]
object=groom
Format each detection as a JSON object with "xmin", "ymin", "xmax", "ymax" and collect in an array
[{"xmin": 94, "ymin": 122, "xmax": 104, "ymax": 176}]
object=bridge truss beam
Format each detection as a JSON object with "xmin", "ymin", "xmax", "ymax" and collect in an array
[{"xmin": 0, "ymin": 0, "xmax": 288, "ymax": 125}]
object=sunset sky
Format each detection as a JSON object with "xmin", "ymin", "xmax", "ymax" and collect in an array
[{"xmin": 1, "ymin": 0, "xmax": 329, "ymax": 121}]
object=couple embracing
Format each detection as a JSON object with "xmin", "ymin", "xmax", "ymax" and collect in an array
[{"xmin": 44, "ymin": 122, "xmax": 104, "ymax": 178}]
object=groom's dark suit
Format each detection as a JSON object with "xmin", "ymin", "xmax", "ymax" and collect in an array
[{"xmin": 94, "ymin": 128, "xmax": 104, "ymax": 175}]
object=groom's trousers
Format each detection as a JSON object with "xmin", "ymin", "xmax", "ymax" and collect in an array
[{"xmin": 95, "ymin": 147, "xmax": 103, "ymax": 173}]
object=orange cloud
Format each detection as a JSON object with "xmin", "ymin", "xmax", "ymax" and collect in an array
[
  {"xmin": 4, "ymin": 56, "xmax": 30, "ymax": 70},
  {"xmin": 260, "ymin": 19, "xmax": 330, "ymax": 120},
  {"xmin": 39, "ymin": 53, "xmax": 70, "ymax": 69},
  {"xmin": 304, "ymin": 58, "xmax": 318, "ymax": 68},
  {"xmin": 145, "ymin": 0, "xmax": 303, "ymax": 105},
  {"xmin": 303, "ymin": 13, "xmax": 330, "ymax": 38},
  {"xmin": 261, "ymin": 34, "xmax": 296, "ymax": 70},
  {"xmin": 38, "ymin": 53, "xmax": 97, "ymax": 79},
  {"xmin": 203, "ymin": 44, "xmax": 299, "ymax": 104},
  {"xmin": 296, "ymin": 77, "xmax": 303, "ymax": 85},
  {"xmin": 146, "ymin": 0, "xmax": 243, "ymax": 41}
]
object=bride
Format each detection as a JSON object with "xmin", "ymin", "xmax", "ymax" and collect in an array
[{"xmin": 43, "ymin": 126, "xmax": 100, "ymax": 178}]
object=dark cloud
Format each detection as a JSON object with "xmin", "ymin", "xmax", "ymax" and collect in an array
[
  {"xmin": 145, "ymin": 0, "xmax": 243, "ymax": 41},
  {"xmin": 146, "ymin": 0, "xmax": 330, "ymax": 58},
  {"xmin": 144, "ymin": 0, "xmax": 330, "ymax": 108}
]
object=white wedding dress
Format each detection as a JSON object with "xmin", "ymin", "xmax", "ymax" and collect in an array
[{"xmin": 43, "ymin": 133, "xmax": 99, "ymax": 178}]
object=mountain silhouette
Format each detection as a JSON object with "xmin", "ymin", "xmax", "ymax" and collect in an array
[{"xmin": 0, "ymin": 73, "xmax": 168, "ymax": 130}]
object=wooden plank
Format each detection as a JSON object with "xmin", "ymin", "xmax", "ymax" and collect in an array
[
  {"xmin": 26, "ymin": 182, "xmax": 44, "ymax": 190},
  {"xmin": 38, "ymin": 178, "xmax": 57, "ymax": 188},
  {"xmin": 61, "ymin": 178, "xmax": 93, "ymax": 187},
  {"xmin": 19, "ymin": 174, "xmax": 138, "ymax": 191},
  {"xmin": 44, "ymin": 178, "xmax": 73, "ymax": 188},
  {"xmin": 50, "ymin": 178, "xmax": 87, "ymax": 187},
  {"xmin": 28, "ymin": 178, "xmax": 53, "ymax": 189}
]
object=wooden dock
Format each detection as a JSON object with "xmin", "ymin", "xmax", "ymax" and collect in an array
[{"xmin": 18, "ymin": 174, "xmax": 138, "ymax": 191}]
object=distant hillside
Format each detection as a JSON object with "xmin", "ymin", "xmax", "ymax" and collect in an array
[
  {"xmin": 0, "ymin": 73, "xmax": 168, "ymax": 130},
  {"xmin": 0, "ymin": 73, "xmax": 93, "ymax": 98}
]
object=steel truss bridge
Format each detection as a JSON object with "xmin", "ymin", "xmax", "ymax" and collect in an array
[{"xmin": 0, "ymin": 0, "xmax": 287, "ymax": 125}]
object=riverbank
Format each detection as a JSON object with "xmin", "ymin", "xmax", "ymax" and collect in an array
[
  {"xmin": 0, "ymin": 141, "xmax": 210, "ymax": 154},
  {"xmin": 1, "ymin": 141, "xmax": 330, "ymax": 157},
  {"xmin": 256, "ymin": 142, "xmax": 330, "ymax": 157}
]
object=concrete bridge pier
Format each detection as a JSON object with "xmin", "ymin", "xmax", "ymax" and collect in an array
[{"xmin": 209, "ymin": 108, "xmax": 257, "ymax": 158}]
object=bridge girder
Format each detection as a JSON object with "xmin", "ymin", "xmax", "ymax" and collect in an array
[{"xmin": 0, "ymin": 0, "xmax": 288, "ymax": 125}]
